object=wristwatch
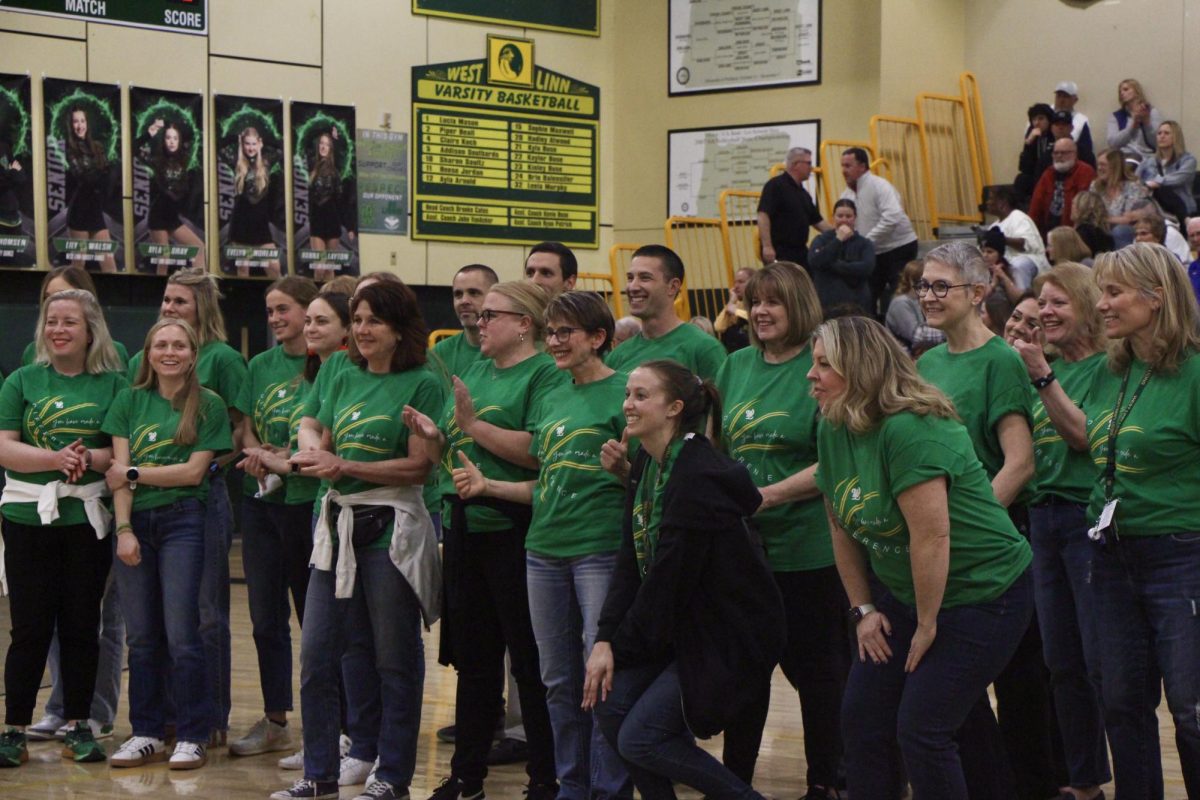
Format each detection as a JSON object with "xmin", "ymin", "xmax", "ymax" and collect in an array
[
  {"xmin": 848, "ymin": 603, "xmax": 877, "ymax": 624},
  {"xmin": 1031, "ymin": 371, "xmax": 1057, "ymax": 390},
  {"xmin": 126, "ymin": 466, "xmax": 140, "ymax": 491}
]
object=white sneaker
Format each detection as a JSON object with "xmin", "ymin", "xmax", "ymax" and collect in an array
[
  {"xmin": 111, "ymin": 735, "xmax": 169, "ymax": 767},
  {"xmin": 231, "ymin": 716, "xmax": 293, "ymax": 756},
  {"xmin": 55, "ymin": 718, "xmax": 114, "ymax": 740},
  {"xmin": 339, "ymin": 754, "xmax": 374, "ymax": 786},
  {"xmin": 278, "ymin": 749, "xmax": 305, "ymax": 770},
  {"xmin": 27, "ymin": 713, "xmax": 66, "ymax": 741},
  {"xmin": 168, "ymin": 741, "xmax": 207, "ymax": 770},
  {"xmin": 365, "ymin": 756, "xmax": 379, "ymax": 787},
  {"xmin": 340, "ymin": 734, "xmax": 352, "ymax": 758}
]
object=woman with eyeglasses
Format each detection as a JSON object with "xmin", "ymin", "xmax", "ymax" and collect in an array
[
  {"xmin": 1010, "ymin": 264, "xmax": 1110, "ymax": 800},
  {"xmin": 809, "ymin": 315, "xmax": 1033, "ymax": 800},
  {"xmin": 408, "ymin": 281, "xmax": 566, "ymax": 800},
  {"xmin": 448, "ymin": 291, "xmax": 630, "ymax": 800},
  {"xmin": 713, "ymin": 262, "xmax": 849, "ymax": 799},
  {"xmin": 916, "ymin": 241, "xmax": 1060, "ymax": 800}
]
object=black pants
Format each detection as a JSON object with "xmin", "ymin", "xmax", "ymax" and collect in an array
[
  {"xmin": 3, "ymin": 518, "xmax": 111, "ymax": 725},
  {"xmin": 723, "ymin": 565, "xmax": 851, "ymax": 789},
  {"xmin": 445, "ymin": 527, "xmax": 556, "ymax": 789},
  {"xmin": 871, "ymin": 240, "xmax": 920, "ymax": 319}
]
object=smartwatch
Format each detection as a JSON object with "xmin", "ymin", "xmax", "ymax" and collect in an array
[
  {"xmin": 126, "ymin": 466, "xmax": 140, "ymax": 490},
  {"xmin": 848, "ymin": 603, "xmax": 876, "ymax": 624}
]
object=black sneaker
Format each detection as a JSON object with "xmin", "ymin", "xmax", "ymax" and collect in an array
[
  {"xmin": 486, "ymin": 736, "xmax": 528, "ymax": 765},
  {"xmin": 427, "ymin": 776, "xmax": 485, "ymax": 800},
  {"xmin": 269, "ymin": 778, "xmax": 340, "ymax": 799},
  {"xmin": 354, "ymin": 780, "xmax": 408, "ymax": 800},
  {"xmin": 523, "ymin": 783, "xmax": 557, "ymax": 800}
]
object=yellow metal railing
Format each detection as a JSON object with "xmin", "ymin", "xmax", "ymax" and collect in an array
[
  {"xmin": 819, "ymin": 141, "xmax": 874, "ymax": 213},
  {"xmin": 664, "ymin": 216, "xmax": 729, "ymax": 322},
  {"xmin": 718, "ymin": 189, "xmax": 761, "ymax": 274},
  {"xmin": 961, "ymin": 71, "xmax": 993, "ymax": 188},
  {"xmin": 870, "ymin": 115, "xmax": 938, "ymax": 241},
  {"xmin": 608, "ymin": 243, "xmax": 640, "ymax": 320},
  {"xmin": 576, "ymin": 271, "xmax": 623, "ymax": 317},
  {"xmin": 917, "ymin": 91, "xmax": 982, "ymax": 227},
  {"xmin": 428, "ymin": 329, "xmax": 460, "ymax": 348}
]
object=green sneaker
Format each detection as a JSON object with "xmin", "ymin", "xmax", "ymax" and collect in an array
[
  {"xmin": 0, "ymin": 728, "xmax": 28, "ymax": 767},
  {"xmin": 62, "ymin": 721, "xmax": 106, "ymax": 763}
]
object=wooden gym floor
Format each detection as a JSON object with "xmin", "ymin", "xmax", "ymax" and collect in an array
[{"xmin": 0, "ymin": 543, "xmax": 1187, "ymax": 799}]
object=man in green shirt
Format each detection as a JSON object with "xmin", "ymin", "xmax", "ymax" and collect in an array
[
  {"xmin": 430, "ymin": 264, "xmax": 497, "ymax": 386},
  {"xmin": 524, "ymin": 241, "xmax": 578, "ymax": 297}
]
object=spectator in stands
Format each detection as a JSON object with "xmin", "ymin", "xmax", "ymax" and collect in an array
[
  {"xmin": 1107, "ymin": 79, "xmax": 1163, "ymax": 163},
  {"xmin": 714, "ymin": 266, "xmax": 753, "ymax": 353},
  {"xmin": 839, "ymin": 147, "xmax": 919, "ymax": 318},
  {"xmin": 1188, "ymin": 218, "xmax": 1200, "ymax": 306},
  {"xmin": 1131, "ymin": 200, "xmax": 1192, "ymax": 263},
  {"xmin": 885, "ymin": 259, "xmax": 945, "ymax": 356},
  {"xmin": 1093, "ymin": 149, "xmax": 1149, "ymax": 243},
  {"xmin": 689, "ymin": 315, "xmax": 716, "ymax": 338},
  {"xmin": 757, "ymin": 147, "xmax": 832, "ymax": 268},
  {"xmin": 1017, "ymin": 104, "xmax": 1056, "ymax": 200},
  {"xmin": 984, "ymin": 185, "xmax": 1050, "ymax": 287},
  {"xmin": 1070, "ymin": 190, "xmax": 1116, "ymax": 256},
  {"xmin": 1030, "ymin": 139, "xmax": 1096, "ymax": 235},
  {"xmin": 1047, "ymin": 227, "xmax": 1093, "ymax": 266},
  {"xmin": 612, "ymin": 317, "xmax": 640, "ymax": 348},
  {"xmin": 1040, "ymin": 111, "xmax": 1095, "ymax": 172},
  {"xmin": 982, "ymin": 291, "xmax": 1016, "ymax": 339},
  {"xmin": 1136, "ymin": 121, "xmax": 1197, "ymax": 225},
  {"xmin": 1002, "ymin": 291, "xmax": 1041, "ymax": 346},
  {"xmin": 524, "ymin": 242, "xmax": 578, "ymax": 297},
  {"xmin": 981, "ymin": 227, "xmax": 1023, "ymax": 303},
  {"xmin": 807, "ymin": 198, "xmax": 875, "ymax": 314},
  {"xmin": 1053, "ymin": 81, "xmax": 1093, "ymax": 156}
]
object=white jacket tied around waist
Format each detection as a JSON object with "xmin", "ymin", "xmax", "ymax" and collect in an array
[
  {"xmin": 0, "ymin": 477, "xmax": 112, "ymax": 595},
  {"xmin": 313, "ymin": 483, "xmax": 441, "ymax": 627}
]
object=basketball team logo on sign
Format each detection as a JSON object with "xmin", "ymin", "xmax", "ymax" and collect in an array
[{"xmin": 487, "ymin": 36, "xmax": 535, "ymax": 88}]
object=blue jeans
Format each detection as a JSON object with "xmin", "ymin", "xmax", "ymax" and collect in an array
[
  {"xmin": 242, "ymin": 498, "xmax": 313, "ymax": 713},
  {"xmin": 46, "ymin": 537, "xmax": 124, "ymax": 725},
  {"xmin": 594, "ymin": 662, "xmax": 763, "ymax": 800},
  {"xmin": 1029, "ymin": 502, "xmax": 1110, "ymax": 788},
  {"xmin": 1093, "ymin": 531, "xmax": 1200, "ymax": 798},
  {"xmin": 114, "ymin": 499, "xmax": 209, "ymax": 743},
  {"xmin": 526, "ymin": 552, "xmax": 631, "ymax": 800},
  {"xmin": 199, "ymin": 470, "xmax": 232, "ymax": 732},
  {"xmin": 841, "ymin": 570, "xmax": 1033, "ymax": 800},
  {"xmin": 300, "ymin": 548, "xmax": 425, "ymax": 789}
]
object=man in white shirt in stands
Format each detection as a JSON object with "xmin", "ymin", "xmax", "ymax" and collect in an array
[
  {"xmin": 985, "ymin": 185, "xmax": 1050, "ymax": 288},
  {"xmin": 1052, "ymin": 80, "xmax": 1093, "ymax": 156},
  {"xmin": 839, "ymin": 147, "xmax": 919, "ymax": 317}
]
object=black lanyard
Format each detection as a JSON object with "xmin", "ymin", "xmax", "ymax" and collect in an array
[{"xmin": 1104, "ymin": 364, "xmax": 1154, "ymax": 500}]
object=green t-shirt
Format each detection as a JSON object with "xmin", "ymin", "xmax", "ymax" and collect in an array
[
  {"xmin": 128, "ymin": 340, "xmax": 248, "ymax": 409},
  {"xmin": 715, "ymin": 346, "xmax": 831, "ymax": 572},
  {"xmin": 301, "ymin": 350, "xmax": 357, "ymax": 515},
  {"xmin": 315, "ymin": 364, "xmax": 443, "ymax": 548},
  {"xmin": 1032, "ymin": 352, "xmax": 1105, "ymax": 505},
  {"xmin": 284, "ymin": 378, "xmax": 320, "ymax": 506},
  {"xmin": 101, "ymin": 386, "xmax": 233, "ymax": 511},
  {"xmin": 235, "ymin": 346, "xmax": 307, "ymax": 503},
  {"xmin": 430, "ymin": 332, "xmax": 484, "ymax": 388},
  {"xmin": 606, "ymin": 321, "xmax": 727, "ymax": 380},
  {"xmin": 22, "ymin": 339, "xmax": 130, "ymax": 369},
  {"xmin": 1084, "ymin": 354, "xmax": 1200, "ymax": 535},
  {"xmin": 439, "ymin": 353, "xmax": 568, "ymax": 533},
  {"xmin": 0, "ymin": 365, "xmax": 128, "ymax": 526},
  {"xmin": 917, "ymin": 336, "xmax": 1033, "ymax": 482},
  {"xmin": 525, "ymin": 371, "xmax": 627, "ymax": 558},
  {"xmin": 815, "ymin": 411, "xmax": 1032, "ymax": 608}
]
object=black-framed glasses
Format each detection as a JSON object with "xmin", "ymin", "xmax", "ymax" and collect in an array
[
  {"xmin": 915, "ymin": 280, "xmax": 972, "ymax": 298},
  {"xmin": 478, "ymin": 309, "xmax": 527, "ymax": 323},
  {"xmin": 544, "ymin": 326, "xmax": 586, "ymax": 342}
]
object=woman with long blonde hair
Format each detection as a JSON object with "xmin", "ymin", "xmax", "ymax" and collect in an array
[
  {"xmin": 1106, "ymin": 78, "xmax": 1163, "ymax": 162},
  {"xmin": 808, "ymin": 315, "xmax": 1033, "ymax": 800},
  {"xmin": 230, "ymin": 126, "xmax": 280, "ymax": 277},
  {"xmin": 1047, "ymin": 226, "xmax": 1093, "ymax": 265},
  {"xmin": 1069, "ymin": 190, "xmax": 1115, "ymax": 256},
  {"xmin": 1136, "ymin": 120, "xmax": 1197, "ymax": 224},
  {"xmin": 103, "ymin": 318, "xmax": 233, "ymax": 771}
]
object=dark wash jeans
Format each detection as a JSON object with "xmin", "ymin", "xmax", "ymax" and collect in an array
[
  {"xmin": 1029, "ymin": 501, "xmax": 1110, "ymax": 788},
  {"xmin": 1093, "ymin": 530, "xmax": 1200, "ymax": 799},
  {"xmin": 594, "ymin": 662, "xmax": 764, "ymax": 800},
  {"xmin": 841, "ymin": 569, "xmax": 1033, "ymax": 800}
]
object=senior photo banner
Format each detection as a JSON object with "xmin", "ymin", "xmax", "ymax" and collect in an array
[
  {"xmin": 44, "ymin": 77, "xmax": 124, "ymax": 272},
  {"xmin": 291, "ymin": 101, "xmax": 359, "ymax": 280},
  {"xmin": 0, "ymin": 73, "xmax": 35, "ymax": 267},
  {"xmin": 214, "ymin": 94, "xmax": 286, "ymax": 278},
  {"xmin": 130, "ymin": 86, "xmax": 205, "ymax": 275}
]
